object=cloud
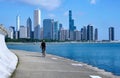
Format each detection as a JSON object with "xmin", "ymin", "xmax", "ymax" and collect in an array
[
  {"xmin": 1, "ymin": 0, "xmax": 61, "ymax": 10},
  {"xmin": 90, "ymin": 0, "xmax": 96, "ymax": 4},
  {"xmin": 22, "ymin": 0, "xmax": 61, "ymax": 10}
]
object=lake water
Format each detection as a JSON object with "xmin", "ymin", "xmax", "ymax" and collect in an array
[{"xmin": 7, "ymin": 43, "xmax": 120, "ymax": 76}]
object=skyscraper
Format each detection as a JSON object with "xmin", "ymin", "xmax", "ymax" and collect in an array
[
  {"xmin": 69, "ymin": 10, "xmax": 74, "ymax": 31},
  {"xmin": 74, "ymin": 30, "xmax": 81, "ymax": 41},
  {"xmin": 69, "ymin": 10, "xmax": 76, "ymax": 40},
  {"xmin": 109, "ymin": 27, "xmax": 114, "ymax": 41},
  {"xmin": 19, "ymin": 26, "xmax": 27, "ymax": 38},
  {"xmin": 16, "ymin": 15, "xmax": 20, "ymax": 39},
  {"xmin": 59, "ymin": 28, "xmax": 69, "ymax": 41},
  {"xmin": 40, "ymin": 27, "xmax": 43, "ymax": 40},
  {"xmin": 53, "ymin": 21, "xmax": 58, "ymax": 40},
  {"xmin": 81, "ymin": 28, "xmax": 84, "ymax": 41},
  {"xmin": 83, "ymin": 26, "xmax": 87, "ymax": 41},
  {"xmin": 69, "ymin": 10, "xmax": 72, "ymax": 29},
  {"xmin": 94, "ymin": 28, "xmax": 98, "ymax": 41},
  {"xmin": 8, "ymin": 26, "xmax": 14, "ymax": 39},
  {"xmin": 9, "ymin": 26, "xmax": 15, "ymax": 39},
  {"xmin": 58, "ymin": 23, "xmax": 63, "ymax": 40},
  {"xmin": 27, "ymin": 17, "xmax": 32, "ymax": 38},
  {"xmin": 87, "ymin": 25, "xmax": 93, "ymax": 41},
  {"xmin": 59, "ymin": 23, "xmax": 63, "ymax": 30},
  {"xmin": 34, "ymin": 9, "xmax": 41, "ymax": 40},
  {"xmin": 43, "ymin": 19, "xmax": 54, "ymax": 40},
  {"xmin": 16, "ymin": 15, "xmax": 20, "ymax": 32}
]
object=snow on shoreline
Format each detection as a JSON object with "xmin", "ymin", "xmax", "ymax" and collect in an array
[{"xmin": 0, "ymin": 34, "xmax": 18, "ymax": 78}]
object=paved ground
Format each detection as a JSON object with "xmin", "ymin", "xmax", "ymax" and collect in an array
[{"xmin": 11, "ymin": 50, "xmax": 119, "ymax": 78}]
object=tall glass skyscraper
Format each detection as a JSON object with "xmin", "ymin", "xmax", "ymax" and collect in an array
[
  {"xmin": 94, "ymin": 28, "xmax": 98, "ymax": 41},
  {"xmin": 34, "ymin": 9, "xmax": 41, "ymax": 40},
  {"xmin": 87, "ymin": 25, "xmax": 93, "ymax": 41},
  {"xmin": 43, "ymin": 19, "xmax": 54, "ymax": 40},
  {"xmin": 109, "ymin": 27, "xmax": 114, "ymax": 41},
  {"xmin": 69, "ymin": 10, "xmax": 76, "ymax": 31},
  {"xmin": 16, "ymin": 15, "xmax": 20, "ymax": 32},
  {"xmin": 58, "ymin": 23, "xmax": 63, "ymax": 40},
  {"xmin": 81, "ymin": 26, "xmax": 87, "ymax": 41},
  {"xmin": 53, "ymin": 21, "xmax": 58, "ymax": 40},
  {"xmin": 69, "ymin": 10, "xmax": 72, "ymax": 31},
  {"xmin": 16, "ymin": 15, "xmax": 20, "ymax": 39},
  {"xmin": 69, "ymin": 10, "xmax": 76, "ymax": 40},
  {"xmin": 27, "ymin": 17, "xmax": 32, "ymax": 39}
]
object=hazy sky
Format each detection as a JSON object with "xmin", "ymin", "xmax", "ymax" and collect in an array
[{"xmin": 0, "ymin": 0, "xmax": 120, "ymax": 40}]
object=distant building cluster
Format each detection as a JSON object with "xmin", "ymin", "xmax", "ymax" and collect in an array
[{"xmin": 7, "ymin": 9, "xmax": 115, "ymax": 41}]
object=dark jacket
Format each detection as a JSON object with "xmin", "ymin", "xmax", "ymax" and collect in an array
[{"xmin": 41, "ymin": 42, "xmax": 46, "ymax": 49}]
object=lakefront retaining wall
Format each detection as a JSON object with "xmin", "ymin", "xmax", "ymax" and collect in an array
[{"xmin": 0, "ymin": 25, "xmax": 18, "ymax": 78}]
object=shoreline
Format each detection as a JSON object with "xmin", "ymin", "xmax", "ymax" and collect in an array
[
  {"xmin": 6, "ymin": 41, "xmax": 120, "ymax": 45},
  {"xmin": 7, "ymin": 43, "xmax": 120, "ymax": 77},
  {"xmin": 41, "ymin": 52, "xmax": 119, "ymax": 77},
  {"xmin": 11, "ymin": 49, "xmax": 119, "ymax": 78}
]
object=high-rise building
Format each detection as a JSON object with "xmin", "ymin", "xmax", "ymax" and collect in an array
[
  {"xmin": 8, "ymin": 26, "xmax": 14, "ymax": 39},
  {"xmin": 19, "ymin": 26, "xmax": 27, "ymax": 38},
  {"xmin": 58, "ymin": 23, "xmax": 63, "ymax": 40},
  {"xmin": 94, "ymin": 28, "xmax": 98, "ymax": 41},
  {"xmin": 40, "ymin": 27, "xmax": 43, "ymax": 40},
  {"xmin": 16, "ymin": 15, "xmax": 20, "ymax": 31},
  {"xmin": 60, "ymin": 29, "xmax": 69, "ymax": 41},
  {"xmin": 69, "ymin": 31, "xmax": 74, "ymax": 40},
  {"xmin": 87, "ymin": 25, "xmax": 93, "ymax": 41},
  {"xmin": 81, "ymin": 28, "xmax": 84, "ymax": 40},
  {"xmin": 69, "ymin": 10, "xmax": 74, "ymax": 31},
  {"xmin": 69, "ymin": 10, "xmax": 76, "ymax": 40},
  {"xmin": 43, "ymin": 19, "xmax": 54, "ymax": 40},
  {"xmin": 27, "ymin": 17, "xmax": 32, "ymax": 39},
  {"xmin": 53, "ymin": 21, "xmax": 58, "ymax": 40},
  {"xmin": 81, "ymin": 27, "xmax": 87, "ymax": 41},
  {"xmin": 74, "ymin": 30, "xmax": 81, "ymax": 41},
  {"xmin": 34, "ymin": 9, "xmax": 41, "ymax": 40},
  {"xmin": 109, "ymin": 27, "xmax": 114, "ymax": 41},
  {"xmin": 31, "ymin": 31, "xmax": 34, "ymax": 39},
  {"xmin": 16, "ymin": 15, "xmax": 20, "ymax": 39},
  {"xmin": 59, "ymin": 23, "xmax": 63, "ymax": 30},
  {"xmin": 9, "ymin": 26, "xmax": 15, "ymax": 39},
  {"xmin": 83, "ymin": 26, "xmax": 87, "ymax": 41}
]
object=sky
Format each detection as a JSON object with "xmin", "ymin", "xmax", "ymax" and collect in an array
[{"xmin": 0, "ymin": 0, "xmax": 120, "ymax": 40}]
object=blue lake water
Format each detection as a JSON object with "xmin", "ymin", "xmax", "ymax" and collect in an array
[{"xmin": 7, "ymin": 43, "xmax": 120, "ymax": 76}]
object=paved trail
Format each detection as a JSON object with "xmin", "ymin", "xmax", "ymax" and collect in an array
[{"xmin": 11, "ymin": 50, "xmax": 118, "ymax": 78}]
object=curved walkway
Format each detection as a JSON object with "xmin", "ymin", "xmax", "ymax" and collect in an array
[{"xmin": 11, "ymin": 50, "xmax": 118, "ymax": 78}]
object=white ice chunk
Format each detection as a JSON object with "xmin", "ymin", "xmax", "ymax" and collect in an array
[
  {"xmin": 90, "ymin": 75, "xmax": 102, "ymax": 78},
  {"xmin": 71, "ymin": 63, "xmax": 83, "ymax": 67},
  {"xmin": 51, "ymin": 57, "xmax": 58, "ymax": 60}
]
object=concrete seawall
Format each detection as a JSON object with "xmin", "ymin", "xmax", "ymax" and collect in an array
[{"xmin": 0, "ymin": 34, "xmax": 18, "ymax": 78}]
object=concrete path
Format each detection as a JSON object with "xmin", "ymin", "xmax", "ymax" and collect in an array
[{"xmin": 11, "ymin": 50, "xmax": 118, "ymax": 78}]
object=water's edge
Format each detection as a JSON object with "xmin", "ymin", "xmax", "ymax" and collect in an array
[
  {"xmin": 7, "ymin": 42, "xmax": 120, "ymax": 77},
  {"xmin": 11, "ymin": 49, "xmax": 119, "ymax": 78}
]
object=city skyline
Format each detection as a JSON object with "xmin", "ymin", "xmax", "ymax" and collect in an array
[{"xmin": 0, "ymin": 0, "xmax": 120, "ymax": 40}]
